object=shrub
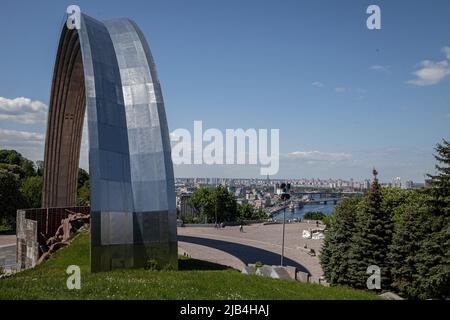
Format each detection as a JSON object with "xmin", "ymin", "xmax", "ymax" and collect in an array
[
  {"xmin": 144, "ymin": 259, "xmax": 160, "ymax": 271},
  {"xmin": 303, "ymin": 211, "xmax": 326, "ymax": 221}
]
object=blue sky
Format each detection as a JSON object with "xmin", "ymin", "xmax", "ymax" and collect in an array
[{"xmin": 0, "ymin": 0, "xmax": 449, "ymax": 182}]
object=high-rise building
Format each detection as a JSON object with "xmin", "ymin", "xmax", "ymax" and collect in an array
[
  {"xmin": 393, "ymin": 177, "xmax": 402, "ymax": 188},
  {"xmin": 405, "ymin": 180, "xmax": 414, "ymax": 189},
  {"xmin": 178, "ymin": 193, "xmax": 196, "ymax": 218}
]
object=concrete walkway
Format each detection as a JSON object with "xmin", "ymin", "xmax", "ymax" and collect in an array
[
  {"xmin": 0, "ymin": 225, "xmax": 324, "ymax": 278},
  {"xmin": 178, "ymin": 242, "xmax": 245, "ymax": 270},
  {"xmin": 0, "ymin": 234, "xmax": 15, "ymax": 247},
  {"xmin": 0, "ymin": 234, "xmax": 16, "ymax": 269},
  {"xmin": 0, "ymin": 245, "xmax": 16, "ymax": 269},
  {"xmin": 177, "ymin": 222, "xmax": 324, "ymax": 278}
]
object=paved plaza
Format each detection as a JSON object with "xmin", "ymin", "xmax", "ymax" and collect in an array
[
  {"xmin": 178, "ymin": 222, "xmax": 324, "ymax": 278},
  {"xmin": 0, "ymin": 235, "xmax": 16, "ymax": 269},
  {"xmin": 2, "ymin": 223, "xmax": 325, "ymax": 278}
]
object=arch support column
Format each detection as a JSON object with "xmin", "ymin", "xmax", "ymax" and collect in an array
[{"xmin": 43, "ymin": 14, "xmax": 177, "ymax": 272}]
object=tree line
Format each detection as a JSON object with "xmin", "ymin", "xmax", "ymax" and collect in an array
[
  {"xmin": 320, "ymin": 139, "xmax": 450, "ymax": 299},
  {"xmin": 185, "ymin": 185, "xmax": 267, "ymax": 223},
  {"xmin": 0, "ymin": 150, "xmax": 89, "ymax": 230}
]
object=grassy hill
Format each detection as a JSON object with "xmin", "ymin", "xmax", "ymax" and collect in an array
[{"xmin": 0, "ymin": 231, "xmax": 378, "ymax": 300}]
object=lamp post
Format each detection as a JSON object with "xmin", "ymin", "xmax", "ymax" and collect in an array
[
  {"xmin": 280, "ymin": 183, "xmax": 291, "ymax": 266},
  {"xmin": 215, "ymin": 198, "xmax": 218, "ymax": 228}
]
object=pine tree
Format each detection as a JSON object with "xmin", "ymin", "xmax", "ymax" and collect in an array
[
  {"xmin": 320, "ymin": 197, "xmax": 359, "ymax": 285},
  {"xmin": 347, "ymin": 169, "xmax": 393, "ymax": 290},
  {"xmin": 415, "ymin": 139, "xmax": 450, "ymax": 299},
  {"xmin": 388, "ymin": 190, "xmax": 428, "ymax": 298}
]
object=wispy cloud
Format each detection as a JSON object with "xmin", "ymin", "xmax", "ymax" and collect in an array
[
  {"xmin": 407, "ymin": 46, "xmax": 450, "ymax": 86},
  {"xmin": 407, "ymin": 60, "xmax": 450, "ymax": 86},
  {"xmin": 370, "ymin": 65, "xmax": 390, "ymax": 73},
  {"xmin": 0, "ymin": 128, "xmax": 44, "ymax": 146},
  {"xmin": 312, "ymin": 81, "xmax": 324, "ymax": 88},
  {"xmin": 334, "ymin": 87, "xmax": 347, "ymax": 93},
  {"xmin": 288, "ymin": 150, "xmax": 352, "ymax": 162},
  {"xmin": 334, "ymin": 87, "xmax": 366, "ymax": 99},
  {"xmin": 0, "ymin": 97, "xmax": 48, "ymax": 124},
  {"xmin": 0, "ymin": 128, "xmax": 45, "ymax": 161},
  {"xmin": 442, "ymin": 46, "xmax": 450, "ymax": 60}
]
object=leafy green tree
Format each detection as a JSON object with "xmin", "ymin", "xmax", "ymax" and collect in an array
[
  {"xmin": 253, "ymin": 209, "xmax": 267, "ymax": 220},
  {"xmin": 320, "ymin": 197, "xmax": 359, "ymax": 285},
  {"xmin": 21, "ymin": 176, "xmax": 43, "ymax": 208},
  {"xmin": 77, "ymin": 179, "xmax": 90, "ymax": 206},
  {"xmin": 21, "ymin": 160, "xmax": 35, "ymax": 178},
  {"xmin": 77, "ymin": 169, "xmax": 90, "ymax": 206},
  {"xmin": 347, "ymin": 169, "xmax": 393, "ymax": 290},
  {"xmin": 188, "ymin": 187, "xmax": 213, "ymax": 218},
  {"xmin": 238, "ymin": 203, "xmax": 254, "ymax": 220},
  {"xmin": 0, "ymin": 150, "xmax": 35, "ymax": 178},
  {"xmin": 36, "ymin": 161, "xmax": 44, "ymax": 176},
  {"xmin": 78, "ymin": 168, "xmax": 89, "ymax": 190},
  {"xmin": 303, "ymin": 211, "xmax": 326, "ymax": 220},
  {"xmin": 211, "ymin": 185, "xmax": 237, "ymax": 222},
  {"xmin": 0, "ymin": 150, "xmax": 23, "ymax": 165},
  {"xmin": 238, "ymin": 203, "xmax": 266, "ymax": 220},
  {"xmin": 0, "ymin": 163, "xmax": 25, "ymax": 178},
  {"xmin": 188, "ymin": 186, "xmax": 238, "ymax": 222},
  {"xmin": 0, "ymin": 170, "xmax": 24, "ymax": 227}
]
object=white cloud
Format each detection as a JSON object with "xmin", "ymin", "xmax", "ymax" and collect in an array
[
  {"xmin": 0, "ymin": 128, "xmax": 44, "ymax": 146},
  {"xmin": 407, "ymin": 60, "xmax": 450, "ymax": 86},
  {"xmin": 0, "ymin": 128, "xmax": 45, "ymax": 161},
  {"xmin": 0, "ymin": 97, "xmax": 48, "ymax": 124},
  {"xmin": 334, "ymin": 87, "xmax": 366, "ymax": 99},
  {"xmin": 442, "ymin": 46, "xmax": 450, "ymax": 60},
  {"xmin": 288, "ymin": 150, "xmax": 352, "ymax": 162},
  {"xmin": 312, "ymin": 81, "xmax": 324, "ymax": 88},
  {"xmin": 407, "ymin": 46, "xmax": 450, "ymax": 86},
  {"xmin": 355, "ymin": 88, "xmax": 367, "ymax": 95},
  {"xmin": 370, "ymin": 65, "xmax": 390, "ymax": 73}
]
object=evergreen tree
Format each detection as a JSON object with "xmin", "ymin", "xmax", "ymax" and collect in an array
[
  {"xmin": 415, "ymin": 139, "xmax": 450, "ymax": 299},
  {"xmin": 388, "ymin": 190, "xmax": 428, "ymax": 298},
  {"xmin": 320, "ymin": 197, "xmax": 359, "ymax": 285},
  {"xmin": 347, "ymin": 169, "xmax": 393, "ymax": 290}
]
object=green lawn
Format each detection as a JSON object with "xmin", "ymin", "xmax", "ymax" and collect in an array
[{"xmin": 0, "ymin": 231, "xmax": 379, "ymax": 300}]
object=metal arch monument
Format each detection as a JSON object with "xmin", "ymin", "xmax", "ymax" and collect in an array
[{"xmin": 42, "ymin": 13, "xmax": 177, "ymax": 272}]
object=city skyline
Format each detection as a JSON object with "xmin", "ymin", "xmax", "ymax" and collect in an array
[
  {"xmin": 174, "ymin": 175, "xmax": 418, "ymax": 187},
  {"xmin": 0, "ymin": 1, "xmax": 449, "ymax": 182}
]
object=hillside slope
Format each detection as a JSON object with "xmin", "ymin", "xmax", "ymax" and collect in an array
[{"xmin": 0, "ymin": 231, "xmax": 378, "ymax": 300}]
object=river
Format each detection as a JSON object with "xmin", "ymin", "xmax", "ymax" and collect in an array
[{"xmin": 273, "ymin": 203, "xmax": 336, "ymax": 221}]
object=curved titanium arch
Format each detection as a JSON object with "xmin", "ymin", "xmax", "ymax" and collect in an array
[{"xmin": 43, "ymin": 14, "xmax": 177, "ymax": 272}]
